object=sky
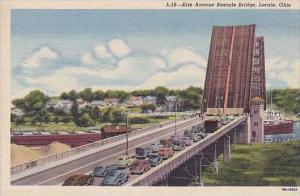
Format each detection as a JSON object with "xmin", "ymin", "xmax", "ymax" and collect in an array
[{"xmin": 11, "ymin": 9, "xmax": 300, "ymax": 98}]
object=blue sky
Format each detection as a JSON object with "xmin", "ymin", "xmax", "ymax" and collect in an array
[{"xmin": 11, "ymin": 9, "xmax": 300, "ymax": 98}]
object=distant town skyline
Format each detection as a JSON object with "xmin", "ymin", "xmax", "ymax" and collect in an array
[{"xmin": 11, "ymin": 9, "xmax": 300, "ymax": 98}]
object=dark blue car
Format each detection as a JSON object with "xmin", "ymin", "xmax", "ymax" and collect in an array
[
  {"xmin": 101, "ymin": 170, "xmax": 129, "ymax": 186},
  {"xmin": 147, "ymin": 154, "xmax": 163, "ymax": 166},
  {"xmin": 92, "ymin": 165, "xmax": 118, "ymax": 177}
]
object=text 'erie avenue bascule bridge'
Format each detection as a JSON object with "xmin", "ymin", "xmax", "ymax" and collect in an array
[{"xmin": 11, "ymin": 24, "xmax": 266, "ymax": 186}]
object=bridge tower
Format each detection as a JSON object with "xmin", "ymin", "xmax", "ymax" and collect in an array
[{"xmin": 250, "ymin": 97, "xmax": 265, "ymax": 142}]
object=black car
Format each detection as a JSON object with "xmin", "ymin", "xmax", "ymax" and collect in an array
[
  {"xmin": 63, "ymin": 174, "xmax": 94, "ymax": 186},
  {"xmin": 147, "ymin": 154, "xmax": 163, "ymax": 166},
  {"xmin": 92, "ymin": 165, "xmax": 118, "ymax": 177}
]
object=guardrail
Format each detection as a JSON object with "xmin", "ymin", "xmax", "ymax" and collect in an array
[
  {"xmin": 11, "ymin": 113, "xmax": 199, "ymax": 175},
  {"xmin": 129, "ymin": 115, "xmax": 247, "ymax": 186}
]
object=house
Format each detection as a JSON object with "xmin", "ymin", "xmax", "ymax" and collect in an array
[
  {"xmin": 126, "ymin": 96, "xmax": 143, "ymax": 106},
  {"xmin": 45, "ymin": 100, "xmax": 59, "ymax": 109},
  {"xmin": 101, "ymin": 124, "xmax": 134, "ymax": 138},
  {"xmin": 90, "ymin": 100, "xmax": 106, "ymax": 108},
  {"xmin": 165, "ymin": 96, "xmax": 177, "ymax": 112},
  {"xmin": 11, "ymin": 107, "xmax": 24, "ymax": 116},
  {"xmin": 77, "ymin": 99, "xmax": 90, "ymax": 109},
  {"xmin": 104, "ymin": 98, "xmax": 120, "ymax": 106},
  {"xmin": 143, "ymin": 96, "xmax": 157, "ymax": 105},
  {"xmin": 56, "ymin": 99, "xmax": 73, "ymax": 112}
]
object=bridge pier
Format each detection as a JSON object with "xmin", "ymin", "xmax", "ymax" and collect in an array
[
  {"xmin": 235, "ymin": 116, "xmax": 251, "ymax": 144},
  {"xmin": 214, "ymin": 142, "xmax": 219, "ymax": 173},
  {"xmin": 223, "ymin": 135, "xmax": 231, "ymax": 162}
]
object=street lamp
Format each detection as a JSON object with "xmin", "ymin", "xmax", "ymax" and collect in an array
[
  {"xmin": 174, "ymin": 100, "xmax": 177, "ymax": 136},
  {"xmin": 125, "ymin": 110, "xmax": 129, "ymax": 155}
]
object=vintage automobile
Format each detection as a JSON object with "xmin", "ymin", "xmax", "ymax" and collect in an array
[
  {"xmin": 130, "ymin": 159, "xmax": 151, "ymax": 174},
  {"xmin": 63, "ymin": 174, "xmax": 94, "ymax": 186},
  {"xmin": 172, "ymin": 140, "xmax": 186, "ymax": 151},
  {"xmin": 101, "ymin": 170, "xmax": 129, "ymax": 186},
  {"xmin": 149, "ymin": 142, "xmax": 164, "ymax": 153},
  {"xmin": 181, "ymin": 137, "xmax": 192, "ymax": 146},
  {"xmin": 158, "ymin": 147, "xmax": 174, "ymax": 159},
  {"xmin": 147, "ymin": 154, "xmax": 163, "ymax": 166},
  {"xmin": 115, "ymin": 155, "xmax": 136, "ymax": 168},
  {"xmin": 192, "ymin": 134, "xmax": 201, "ymax": 142},
  {"xmin": 91, "ymin": 165, "xmax": 118, "ymax": 177},
  {"xmin": 135, "ymin": 147, "xmax": 151, "ymax": 159}
]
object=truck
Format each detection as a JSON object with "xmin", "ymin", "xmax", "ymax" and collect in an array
[
  {"xmin": 135, "ymin": 147, "xmax": 151, "ymax": 159},
  {"xmin": 204, "ymin": 119, "xmax": 221, "ymax": 133}
]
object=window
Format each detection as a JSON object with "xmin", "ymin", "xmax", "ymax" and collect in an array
[
  {"xmin": 253, "ymin": 58, "xmax": 260, "ymax": 65},
  {"xmin": 252, "ymin": 131, "xmax": 256, "ymax": 137},
  {"xmin": 255, "ymin": 41, "xmax": 260, "ymax": 47},
  {"xmin": 255, "ymin": 48, "xmax": 260, "ymax": 56}
]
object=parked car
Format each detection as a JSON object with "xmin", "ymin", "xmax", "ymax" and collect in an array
[
  {"xmin": 147, "ymin": 154, "xmax": 163, "ymax": 166},
  {"xmin": 192, "ymin": 134, "xmax": 201, "ymax": 142},
  {"xmin": 91, "ymin": 165, "xmax": 118, "ymax": 177},
  {"xmin": 115, "ymin": 155, "xmax": 136, "ymax": 168},
  {"xmin": 101, "ymin": 170, "xmax": 129, "ymax": 186},
  {"xmin": 63, "ymin": 174, "xmax": 94, "ymax": 186},
  {"xmin": 149, "ymin": 143, "xmax": 164, "ymax": 153},
  {"xmin": 181, "ymin": 137, "xmax": 192, "ymax": 146},
  {"xmin": 135, "ymin": 147, "xmax": 151, "ymax": 159},
  {"xmin": 158, "ymin": 147, "xmax": 174, "ymax": 159},
  {"xmin": 160, "ymin": 138, "xmax": 173, "ymax": 147},
  {"xmin": 184, "ymin": 130, "xmax": 193, "ymax": 137},
  {"xmin": 130, "ymin": 159, "xmax": 151, "ymax": 174},
  {"xmin": 172, "ymin": 140, "xmax": 186, "ymax": 151}
]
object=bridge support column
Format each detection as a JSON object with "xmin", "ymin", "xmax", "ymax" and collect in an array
[
  {"xmin": 223, "ymin": 135, "xmax": 231, "ymax": 162},
  {"xmin": 235, "ymin": 116, "xmax": 251, "ymax": 144},
  {"xmin": 214, "ymin": 142, "xmax": 219, "ymax": 174}
]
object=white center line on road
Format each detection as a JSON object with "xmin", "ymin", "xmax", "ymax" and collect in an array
[{"xmin": 37, "ymin": 121, "xmax": 202, "ymax": 186}]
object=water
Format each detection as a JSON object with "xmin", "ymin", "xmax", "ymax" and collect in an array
[{"xmin": 294, "ymin": 122, "xmax": 300, "ymax": 140}]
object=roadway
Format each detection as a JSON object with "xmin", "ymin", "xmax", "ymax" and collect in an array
[{"xmin": 12, "ymin": 117, "xmax": 204, "ymax": 186}]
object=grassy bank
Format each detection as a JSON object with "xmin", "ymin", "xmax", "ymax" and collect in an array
[{"xmin": 203, "ymin": 141, "xmax": 300, "ymax": 186}]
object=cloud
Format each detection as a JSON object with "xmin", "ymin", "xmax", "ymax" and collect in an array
[
  {"xmin": 138, "ymin": 64, "xmax": 206, "ymax": 89},
  {"xmin": 108, "ymin": 39, "xmax": 131, "ymax": 58},
  {"xmin": 93, "ymin": 44, "xmax": 113, "ymax": 59},
  {"xmin": 21, "ymin": 46, "xmax": 59, "ymax": 69},
  {"xmin": 161, "ymin": 48, "xmax": 207, "ymax": 69},
  {"xmin": 80, "ymin": 53, "xmax": 95, "ymax": 65},
  {"xmin": 266, "ymin": 57, "xmax": 300, "ymax": 88}
]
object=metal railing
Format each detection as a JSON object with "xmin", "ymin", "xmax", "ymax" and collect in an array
[
  {"xmin": 129, "ymin": 115, "xmax": 247, "ymax": 186},
  {"xmin": 11, "ymin": 113, "xmax": 198, "ymax": 175}
]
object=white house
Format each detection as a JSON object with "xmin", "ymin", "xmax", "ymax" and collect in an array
[
  {"xmin": 77, "ymin": 99, "xmax": 90, "ymax": 109},
  {"xmin": 104, "ymin": 98, "xmax": 120, "ymax": 106},
  {"xmin": 126, "ymin": 96, "xmax": 144, "ymax": 106},
  {"xmin": 11, "ymin": 107, "xmax": 25, "ymax": 116},
  {"xmin": 143, "ymin": 96, "xmax": 157, "ymax": 105},
  {"xmin": 90, "ymin": 100, "xmax": 106, "ymax": 108},
  {"xmin": 165, "ymin": 96, "xmax": 177, "ymax": 112}
]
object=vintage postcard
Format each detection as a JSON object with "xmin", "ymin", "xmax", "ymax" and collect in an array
[{"xmin": 0, "ymin": 0, "xmax": 300, "ymax": 196}]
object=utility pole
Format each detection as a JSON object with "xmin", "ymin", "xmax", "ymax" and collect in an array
[
  {"xmin": 125, "ymin": 110, "xmax": 129, "ymax": 155},
  {"xmin": 175, "ymin": 100, "xmax": 177, "ymax": 136}
]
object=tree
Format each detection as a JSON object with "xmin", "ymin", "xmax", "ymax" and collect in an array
[
  {"xmin": 140, "ymin": 104, "xmax": 156, "ymax": 113},
  {"xmin": 12, "ymin": 98, "xmax": 25, "ymax": 110},
  {"xmin": 154, "ymin": 86, "xmax": 169, "ymax": 105},
  {"xmin": 79, "ymin": 88, "xmax": 94, "ymax": 102},
  {"xmin": 75, "ymin": 113, "xmax": 96, "ymax": 127},
  {"xmin": 13, "ymin": 90, "xmax": 48, "ymax": 114},
  {"xmin": 70, "ymin": 101, "xmax": 79, "ymax": 117},
  {"xmin": 90, "ymin": 107, "xmax": 102, "ymax": 122},
  {"xmin": 15, "ymin": 116, "xmax": 25, "ymax": 124},
  {"xmin": 68, "ymin": 90, "xmax": 78, "ymax": 101},
  {"xmin": 111, "ymin": 109, "xmax": 125, "ymax": 123},
  {"xmin": 94, "ymin": 90, "xmax": 105, "ymax": 100},
  {"xmin": 60, "ymin": 92, "xmax": 70, "ymax": 99},
  {"xmin": 54, "ymin": 116, "xmax": 59, "ymax": 124},
  {"xmin": 102, "ymin": 107, "xmax": 113, "ymax": 122}
]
